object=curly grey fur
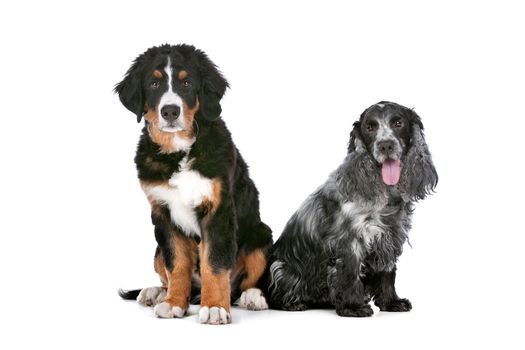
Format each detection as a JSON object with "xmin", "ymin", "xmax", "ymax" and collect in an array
[
  {"xmin": 335, "ymin": 139, "xmax": 388, "ymax": 204},
  {"xmin": 398, "ymin": 124, "xmax": 438, "ymax": 201},
  {"xmin": 268, "ymin": 102, "xmax": 437, "ymax": 314}
]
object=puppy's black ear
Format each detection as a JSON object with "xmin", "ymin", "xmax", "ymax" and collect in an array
[
  {"xmin": 399, "ymin": 110, "xmax": 438, "ymax": 201},
  {"xmin": 195, "ymin": 51, "xmax": 229, "ymax": 121},
  {"xmin": 114, "ymin": 59, "xmax": 145, "ymax": 123}
]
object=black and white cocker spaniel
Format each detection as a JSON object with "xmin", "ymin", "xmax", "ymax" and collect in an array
[{"xmin": 267, "ymin": 101, "xmax": 437, "ymax": 317}]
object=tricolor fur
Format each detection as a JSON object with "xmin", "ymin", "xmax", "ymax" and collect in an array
[
  {"xmin": 267, "ymin": 101, "xmax": 437, "ymax": 316},
  {"xmin": 115, "ymin": 44, "xmax": 273, "ymax": 324}
]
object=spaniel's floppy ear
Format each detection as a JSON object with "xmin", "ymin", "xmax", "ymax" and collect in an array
[
  {"xmin": 348, "ymin": 106, "xmax": 374, "ymax": 153},
  {"xmin": 399, "ymin": 110, "xmax": 438, "ymax": 201},
  {"xmin": 347, "ymin": 121, "xmax": 367, "ymax": 153},
  {"xmin": 338, "ymin": 121, "xmax": 387, "ymax": 204},
  {"xmin": 195, "ymin": 50, "xmax": 229, "ymax": 121},
  {"xmin": 114, "ymin": 59, "xmax": 145, "ymax": 123},
  {"xmin": 347, "ymin": 121, "xmax": 359, "ymax": 153}
]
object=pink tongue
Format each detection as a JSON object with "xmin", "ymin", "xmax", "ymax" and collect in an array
[{"xmin": 382, "ymin": 159, "xmax": 401, "ymax": 185}]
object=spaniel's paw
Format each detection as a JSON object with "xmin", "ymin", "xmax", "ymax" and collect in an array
[
  {"xmin": 336, "ymin": 304, "xmax": 374, "ymax": 317},
  {"xmin": 376, "ymin": 298, "xmax": 412, "ymax": 312}
]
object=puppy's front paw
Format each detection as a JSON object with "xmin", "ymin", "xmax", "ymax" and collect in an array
[
  {"xmin": 153, "ymin": 301, "xmax": 187, "ymax": 318},
  {"xmin": 238, "ymin": 288, "xmax": 268, "ymax": 311},
  {"xmin": 137, "ymin": 287, "xmax": 166, "ymax": 307},
  {"xmin": 199, "ymin": 306, "xmax": 231, "ymax": 325},
  {"xmin": 336, "ymin": 304, "xmax": 374, "ymax": 317},
  {"xmin": 376, "ymin": 298, "xmax": 412, "ymax": 312}
]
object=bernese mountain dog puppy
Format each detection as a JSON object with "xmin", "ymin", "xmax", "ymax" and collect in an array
[
  {"xmin": 267, "ymin": 101, "xmax": 437, "ymax": 317},
  {"xmin": 116, "ymin": 44, "xmax": 273, "ymax": 325}
]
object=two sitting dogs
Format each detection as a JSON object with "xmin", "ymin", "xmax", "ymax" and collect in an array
[{"xmin": 116, "ymin": 44, "xmax": 437, "ymax": 324}]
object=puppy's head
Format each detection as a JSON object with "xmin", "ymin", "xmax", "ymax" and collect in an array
[
  {"xmin": 349, "ymin": 101, "xmax": 437, "ymax": 199},
  {"xmin": 115, "ymin": 44, "xmax": 229, "ymax": 133}
]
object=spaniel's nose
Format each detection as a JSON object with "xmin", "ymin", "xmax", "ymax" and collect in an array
[
  {"xmin": 160, "ymin": 105, "xmax": 180, "ymax": 122},
  {"xmin": 377, "ymin": 140, "xmax": 395, "ymax": 155}
]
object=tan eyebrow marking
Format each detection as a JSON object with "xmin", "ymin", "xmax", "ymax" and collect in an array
[
  {"xmin": 153, "ymin": 70, "xmax": 163, "ymax": 78},
  {"xmin": 178, "ymin": 70, "xmax": 188, "ymax": 80}
]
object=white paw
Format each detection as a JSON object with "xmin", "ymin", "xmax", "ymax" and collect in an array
[
  {"xmin": 238, "ymin": 288, "xmax": 268, "ymax": 310},
  {"xmin": 153, "ymin": 301, "xmax": 186, "ymax": 318},
  {"xmin": 137, "ymin": 287, "xmax": 166, "ymax": 307},
  {"xmin": 198, "ymin": 306, "xmax": 231, "ymax": 325}
]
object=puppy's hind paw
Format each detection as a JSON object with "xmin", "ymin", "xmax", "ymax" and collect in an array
[
  {"xmin": 137, "ymin": 286, "xmax": 166, "ymax": 307},
  {"xmin": 238, "ymin": 288, "xmax": 268, "ymax": 311}
]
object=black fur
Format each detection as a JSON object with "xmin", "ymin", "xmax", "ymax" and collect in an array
[
  {"xmin": 115, "ymin": 44, "xmax": 228, "ymax": 123},
  {"xmin": 118, "ymin": 289, "xmax": 141, "ymax": 300},
  {"xmin": 115, "ymin": 44, "xmax": 273, "ymax": 307},
  {"xmin": 267, "ymin": 101, "xmax": 437, "ymax": 316}
]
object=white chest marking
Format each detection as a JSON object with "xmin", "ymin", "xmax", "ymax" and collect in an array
[
  {"xmin": 143, "ymin": 157, "xmax": 213, "ymax": 236},
  {"xmin": 341, "ymin": 201, "xmax": 386, "ymax": 255},
  {"xmin": 172, "ymin": 133, "xmax": 194, "ymax": 152}
]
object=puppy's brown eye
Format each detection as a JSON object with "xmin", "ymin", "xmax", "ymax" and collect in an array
[
  {"xmin": 182, "ymin": 80, "xmax": 191, "ymax": 88},
  {"xmin": 393, "ymin": 120, "xmax": 403, "ymax": 128},
  {"xmin": 150, "ymin": 81, "xmax": 160, "ymax": 89},
  {"xmin": 367, "ymin": 124, "xmax": 376, "ymax": 132}
]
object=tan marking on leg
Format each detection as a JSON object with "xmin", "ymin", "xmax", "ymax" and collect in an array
[
  {"xmin": 164, "ymin": 235, "xmax": 197, "ymax": 309},
  {"xmin": 178, "ymin": 70, "xmax": 188, "ymax": 80},
  {"xmin": 239, "ymin": 249, "xmax": 267, "ymax": 291},
  {"xmin": 153, "ymin": 70, "xmax": 163, "ymax": 78},
  {"xmin": 199, "ymin": 241, "xmax": 231, "ymax": 311},
  {"xmin": 154, "ymin": 249, "xmax": 168, "ymax": 287}
]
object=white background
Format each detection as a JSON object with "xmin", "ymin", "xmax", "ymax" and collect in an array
[{"xmin": 1, "ymin": 0, "xmax": 524, "ymax": 349}]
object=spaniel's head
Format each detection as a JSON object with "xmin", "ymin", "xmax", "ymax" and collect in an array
[{"xmin": 346, "ymin": 101, "xmax": 438, "ymax": 201}]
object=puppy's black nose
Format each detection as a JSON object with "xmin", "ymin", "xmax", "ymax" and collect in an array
[
  {"xmin": 377, "ymin": 140, "xmax": 395, "ymax": 155},
  {"xmin": 160, "ymin": 105, "xmax": 180, "ymax": 122}
]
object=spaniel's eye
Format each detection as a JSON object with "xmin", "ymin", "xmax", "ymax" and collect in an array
[
  {"xmin": 150, "ymin": 81, "xmax": 160, "ymax": 89},
  {"xmin": 393, "ymin": 120, "xmax": 403, "ymax": 128},
  {"xmin": 182, "ymin": 80, "xmax": 192, "ymax": 88},
  {"xmin": 366, "ymin": 124, "xmax": 377, "ymax": 132}
]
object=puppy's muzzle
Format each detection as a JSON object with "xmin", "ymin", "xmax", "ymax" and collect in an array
[{"xmin": 161, "ymin": 104, "xmax": 181, "ymax": 123}]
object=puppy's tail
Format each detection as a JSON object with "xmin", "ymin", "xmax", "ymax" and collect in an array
[
  {"xmin": 118, "ymin": 288, "xmax": 141, "ymax": 300},
  {"xmin": 117, "ymin": 284, "xmax": 201, "ymax": 304}
]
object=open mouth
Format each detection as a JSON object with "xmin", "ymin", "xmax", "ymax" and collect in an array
[{"xmin": 381, "ymin": 159, "xmax": 401, "ymax": 186}]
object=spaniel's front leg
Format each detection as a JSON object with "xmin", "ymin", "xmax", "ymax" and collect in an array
[
  {"xmin": 330, "ymin": 238, "xmax": 374, "ymax": 317},
  {"xmin": 368, "ymin": 266, "xmax": 412, "ymax": 312}
]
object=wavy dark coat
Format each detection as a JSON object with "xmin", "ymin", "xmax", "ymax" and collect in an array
[{"xmin": 267, "ymin": 101, "xmax": 437, "ymax": 316}]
